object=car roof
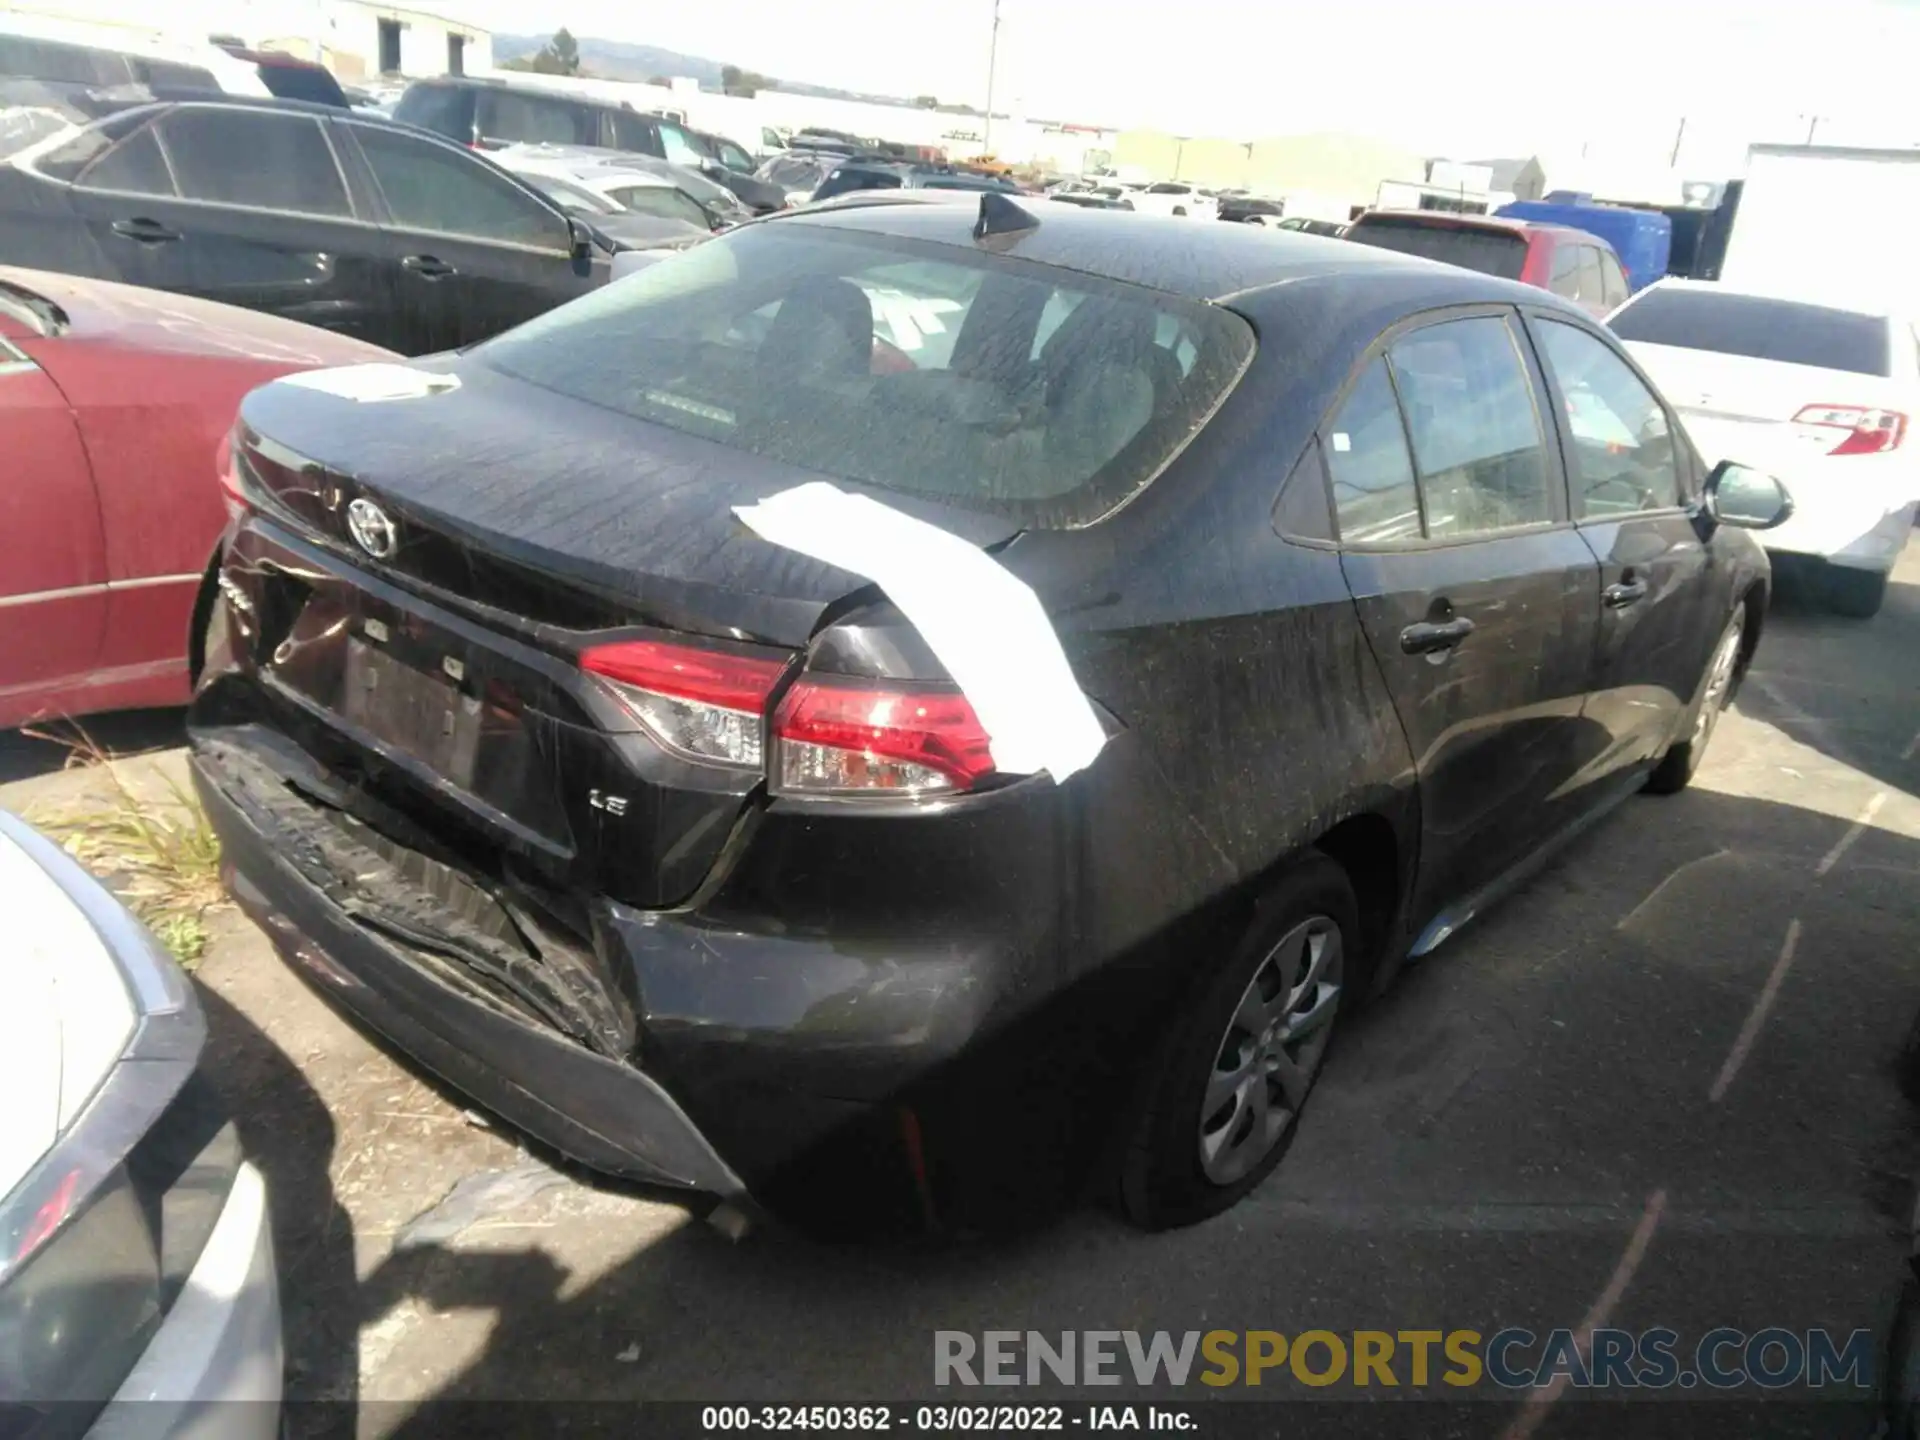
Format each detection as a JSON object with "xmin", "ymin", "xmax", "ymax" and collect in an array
[{"xmin": 781, "ymin": 195, "xmax": 1558, "ymax": 304}]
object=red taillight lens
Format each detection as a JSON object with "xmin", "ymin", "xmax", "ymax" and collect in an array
[
  {"xmin": 216, "ymin": 432, "xmax": 248, "ymax": 518},
  {"xmin": 581, "ymin": 639, "xmax": 786, "ymax": 770},
  {"xmin": 1792, "ymin": 405, "xmax": 1907, "ymax": 455},
  {"xmin": 773, "ymin": 676, "xmax": 995, "ymax": 796}
]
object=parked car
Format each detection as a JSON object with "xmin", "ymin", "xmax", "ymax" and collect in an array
[
  {"xmin": 1048, "ymin": 191, "xmax": 1133, "ymax": 210},
  {"xmin": 0, "ymin": 13, "xmax": 269, "ymax": 103},
  {"xmin": 215, "ymin": 45, "xmax": 349, "ymax": 109},
  {"xmin": 1274, "ymin": 215, "xmax": 1347, "ymax": 238},
  {"xmin": 1127, "ymin": 180, "xmax": 1217, "ymax": 220},
  {"xmin": 757, "ymin": 148, "xmax": 840, "ymax": 207},
  {"xmin": 190, "ymin": 199, "xmax": 1791, "ymax": 1235},
  {"xmin": 493, "ymin": 150, "xmax": 716, "ymax": 252},
  {"xmin": 680, "ymin": 123, "xmax": 787, "ymax": 213},
  {"xmin": 810, "ymin": 159, "xmax": 1017, "ymax": 202},
  {"xmin": 0, "ymin": 98, "xmax": 605, "ymax": 355},
  {"xmin": 1496, "ymin": 197, "xmax": 1672, "ymax": 294},
  {"xmin": 392, "ymin": 77, "xmax": 784, "ymax": 213},
  {"xmin": 491, "ymin": 141, "xmax": 751, "ymax": 230},
  {"xmin": 1611, "ymin": 279, "xmax": 1917, "ymax": 616},
  {"xmin": 1218, "ymin": 195, "xmax": 1283, "ymax": 225},
  {"xmin": 1344, "ymin": 211, "xmax": 1630, "ymax": 319},
  {"xmin": 0, "ymin": 806, "xmax": 280, "ymax": 1433},
  {"xmin": 0, "ymin": 265, "xmax": 390, "ymax": 729}
]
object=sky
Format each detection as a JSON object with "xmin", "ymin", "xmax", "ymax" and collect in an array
[{"xmin": 467, "ymin": 0, "xmax": 1920, "ymax": 160}]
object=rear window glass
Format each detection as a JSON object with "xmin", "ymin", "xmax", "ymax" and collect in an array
[
  {"xmin": 479, "ymin": 224, "xmax": 1255, "ymax": 528},
  {"xmin": 1345, "ymin": 217, "xmax": 1527, "ymax": 281},
  {"xmin": 392, "ymin": 82, "xmax": 469, "ymax": 139},
  {"xmin": 1609, "ymin": 287, "xmax": 1890, "ymax": 377},
  {"xmin": 814, "ymin": 168, "xmax": 900, "ymax": 200}
]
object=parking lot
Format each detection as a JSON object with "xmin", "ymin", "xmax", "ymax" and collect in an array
[{"xmin": 2, "ymin": 546, "xmax": 1914, "ymax": 1435}]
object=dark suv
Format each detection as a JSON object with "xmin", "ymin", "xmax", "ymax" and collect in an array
[
  {"xmin": 191, "ymin": 198, "xmax": 1791, "ymax": 1234},
  {"xmin": 394, "ymin": 78, "xmax": 784, "ymax": 213}
]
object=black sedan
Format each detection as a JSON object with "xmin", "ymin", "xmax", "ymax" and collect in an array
[
  {"xmin": 0, "ymin": 96, "xmax": 605, "ymax": 355},
  {"xmin": 189, "ymin": 198, "xmax": 1792, "ymax": 1232}
]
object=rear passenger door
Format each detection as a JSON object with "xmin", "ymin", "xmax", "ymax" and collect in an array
[
  {"xmin": 64, "ymin": 105, "xmax": 393, "ymax": 345},
  {"xmin": 1327, "ymin": 309, "xmax": 1603, "ymax": 931},
  {"xmin": 1525, "ymin": 313, "xmax": 1718, "ymax": 779},
  {"xmin": 339, "ymin": 121, "xmax": 599, "ymax": 353}
]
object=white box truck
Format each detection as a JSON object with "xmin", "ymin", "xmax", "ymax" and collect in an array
[{"xmin": 1715, "ymin": 143, "xmax": 1920, "ymax": 308}]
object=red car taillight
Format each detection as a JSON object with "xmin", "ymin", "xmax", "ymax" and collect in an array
[
  {"xmin": 581, "ymin": 639, "xmax": 1002, "ymax": 796},
  {"xmin": 216, "ymin": 432, "xmax": 248, "ymax": 520},
  {"xmin": 1792, "ymin": 404, "xmax": 1908, "ymax": 455},
  {"xmin": 581, "ymin": 639, "xmax": 785, "ymax": 770},
  {"xmin": 772, "ymin": 676, "xmax": 995, "ymax": 796}
]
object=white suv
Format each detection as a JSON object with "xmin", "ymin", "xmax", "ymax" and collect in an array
[{"xmin": 1127, "ymin": 181, "xmax": 1218, "ymax": 220}]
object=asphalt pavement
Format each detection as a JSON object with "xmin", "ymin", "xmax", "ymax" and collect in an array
[{"xmin": 6, "ymin": 547, "xmax": 1918, "ymax": 1438}]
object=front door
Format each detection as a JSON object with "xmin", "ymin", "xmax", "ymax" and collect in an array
[
  {"xmin": 1324, "ymin": 312, "xmax": 1602, "ymax": 933},
  {"xmin": 340, "ymin": 121, "xmax": 597, "ymax": 354},
  {"xmin": 1526, "ymin": 313, "xmax": 1722, "ymax": 777}
]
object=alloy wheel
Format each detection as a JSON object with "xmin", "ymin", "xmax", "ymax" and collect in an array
[
  {"xmin": 1198, "ymin": 917, "xmax": 1343, "ymax": 1186},
  {"xmin": 1692, "ymin": 618, "xmax": 1744, "ymax": 747}
]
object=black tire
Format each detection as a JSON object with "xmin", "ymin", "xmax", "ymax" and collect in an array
[
  {"xmin": 1646, "ymin": 608, "xmax": 1744, "ymax": 795},
  {"xmin": 1823, "ymin": 564, "xmax": 1887, "ymax": 618},
  {"xmin": 1118, "ymin": 855, "xmax": 1359, "ymax": 1230}
]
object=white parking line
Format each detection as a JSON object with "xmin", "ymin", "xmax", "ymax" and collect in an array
[
  {"xmin": 1498, "ymin": 1188, "xmax": 1668, "ymax": 1440},
  {"xmin": 1709, "ymin": 919, "xmax": 1802, "ymax": 1103},
  {"xmin": 1903, "ymin": 727, "xmax": 1920, "ymax": 762},
  {"xmin": 1815, "ymin": 791, "xmax": 1887, "ymax": 876}
]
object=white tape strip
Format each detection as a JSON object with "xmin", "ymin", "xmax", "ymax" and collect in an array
[
  {"xmin": 273, "ymin": 364, "xmax": 460, "ymax": 402},
  {"xmin": 733, "ymin": 482, "xmax": 1106, "ymax": 782}
]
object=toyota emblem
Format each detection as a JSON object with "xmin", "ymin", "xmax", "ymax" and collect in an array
[{"xmin": 346, "ymin": 498, "xmax": 397, "ymax": 559}]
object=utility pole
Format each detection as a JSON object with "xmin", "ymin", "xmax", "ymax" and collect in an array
[
  {"xmin": 982, "ymin": 0, "xmax": 1001, "ymax": 155},
  {"xmin": 1669, "ymin": 116, "xmax": 1686, "ymax": 168},
  {"xmin": 1805, "ymin": 114, "xmax": 1822, "ymax": 144}
]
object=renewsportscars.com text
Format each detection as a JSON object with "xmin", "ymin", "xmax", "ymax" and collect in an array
[{"xmin": 933, "ymin": 1328, "xmax": 1874, "ymax": 1391}]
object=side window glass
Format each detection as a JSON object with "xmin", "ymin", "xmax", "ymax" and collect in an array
[
  {"xmin": 157, "ymin": 110, "xmax": 348, "ymax": 217},
  {"xmin": 132, "ymin": 59, "xmax": 218, "ymax": 90},
  {"xmin": 1389, "ymin": 315, "xmax": 1552, "ymax": 539},
  {"xmin": 78, "ymin": 125, "xmax": 173, "ymax": 195},
  {"xmin": 1576, "ymin": 248, "xmax": 1607, "ymax": 307},
  {"xmin": 606, "ymin": 110, "xmax": 661, "ymax": 155},
  {"xmin": 1534, "ymin": 320, "xmax": 1683, "ymax": 516},
  {"xmin": 1325, "ymin": 357, "xmax": 1422, "ymax": 545},
  {"xmin": 478, "ymin": 90, "xmax": 594, "ymax": 146},
  {"xmin": 353, "ymin": 125, "xmax": 568, "ymax": 249},
  {"xmin": 656, "ymin": 121, "xmax": 705, "ymax": 167},
  {"xmin": 1601, "ymin": 254, "xmax": 1629, "ymax": 310},
  {"xmin": 1548, "ymin": 243, "xmax": 1581, "ymax": 299}
]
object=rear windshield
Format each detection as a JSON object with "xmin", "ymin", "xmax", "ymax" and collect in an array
[
  {"xmin": 1609, "ymin": 287, "xmax": 1890, "ymax": 376},
  {"xmin": 479, "ymin": 223, "xmax": 1255, "ymax": 528},
  {"xmin": 813, "ymin": 167, "xmax": 900, "ymax": 200},
  {"xmin": 1344, "ymin": 216, "xmax": 1527, "ymax": 281}
]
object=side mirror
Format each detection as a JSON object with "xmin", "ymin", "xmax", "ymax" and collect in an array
[
  {"xmin": 566, "ymin": 216, "xmax": 597, "ymax": 265},
  {"xmin": 1703, "ymin": 460, "xmax": 1794, "ymax": 530}
]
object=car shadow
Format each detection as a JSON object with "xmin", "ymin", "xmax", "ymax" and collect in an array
[
  {"xmin": 0, "ymin": 707, "xmax": 187, "ymax": 783},
  {"xmin": 192, "ymin": 984, "xmax": 361, "ymax": 1430},
  {"xmin": 262, "ymin": 780, "xmax": 1920, "ymax": 1438}
]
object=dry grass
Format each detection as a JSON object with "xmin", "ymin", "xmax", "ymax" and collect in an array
[{"xmin": 23, "ymin": 725, "xmax": 224, "ymax": 969}]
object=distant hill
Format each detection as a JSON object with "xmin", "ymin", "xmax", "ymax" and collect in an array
[{"xmin": 490, "ymin": 33, "xmax": 978, "ymax": 113}]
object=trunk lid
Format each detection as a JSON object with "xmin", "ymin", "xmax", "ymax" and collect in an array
[
  {"xmin": 1626, "ymin": 340, "xmax": 1906, "ymax": 471},
  {"xmin": 229, "ymin": 361, "xmax": 1021, "ymax": 908}
]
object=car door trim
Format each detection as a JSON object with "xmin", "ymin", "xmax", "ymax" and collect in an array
[{"xmin": 0, "ymin": 573, "xmax": 198, "ymax": 609}]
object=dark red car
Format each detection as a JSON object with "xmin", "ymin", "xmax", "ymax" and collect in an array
[
  {"xmin": 1, "ymin": 266, "xmax": 389, "ymax": 730},
  {"xmin": 1343, "ymin": 212, "xmax": 1631, "ymax": 319}
]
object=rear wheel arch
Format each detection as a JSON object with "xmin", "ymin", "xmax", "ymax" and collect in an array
[{"xmin": 186, "ymin": 551, "xmax": 221, "ymax": 684}]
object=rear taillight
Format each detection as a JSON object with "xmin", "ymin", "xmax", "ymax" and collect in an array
[
  {"xmin": 581, "ymin": 639, "xmax": 785, "ymax": 770},
  {"xmin": 773, "ymin": 676, "xmax": 995, "ymax": 796},
  {"xmin": 216, "ymin": 432, "xmax": 248, "ymax": 519},
  {"xmin": 1792, "ymin": 404, "xmax": 1908, "ymax": 455}
]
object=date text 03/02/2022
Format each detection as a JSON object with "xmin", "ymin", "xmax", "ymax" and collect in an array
[{"xmin": 701, "ymin": 1407, "xmax": 1190, "ymax": 1431}]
